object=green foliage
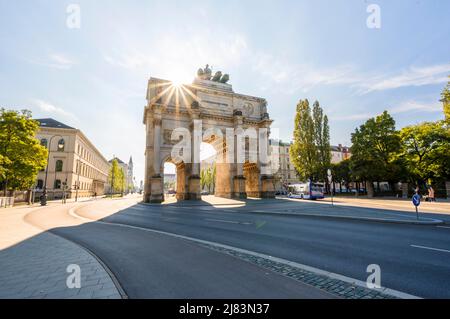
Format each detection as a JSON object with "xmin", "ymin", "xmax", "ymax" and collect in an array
[
  {"xmin": 350, "ymin": 111, "xmax": 402, "ymax": 183},
  {"xmin": 290, "ymin": 99, "xmax": 331, "ymax": 181},
  {"xmin": 441, "ymin": 77, "xmax": 450, "ymax": 124},
  {"xmin": 0, "ymin": 108, "xmax": 47, "ymax": 194},
  {"xmin": 200, "ymin": 165, "xmax": 216, "ymax": 193},
  {"xmin": 313, "ymin": 101, "xmax": 331, "ymax": 181},
  {"xmin": 331, "ymin": 159, "xmax": 351, "ymax": 187},
  {"xmin": 108, "ymin": 159, "xmax": 126, "ymax": 193},
  {"xmin": 400, "ymin": 121, "xmax": 450, "ymax": 184}
]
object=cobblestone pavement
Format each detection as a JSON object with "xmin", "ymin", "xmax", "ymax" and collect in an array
[
  {"xmin": 199, "ymin": 243, "xmax": 398, "ymax": 299},
  {"xmin": 0, "ymin": 205, "xmax": 122, "ymax": 299}
]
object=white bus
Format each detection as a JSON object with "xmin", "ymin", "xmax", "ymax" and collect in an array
[{"xmin": 287, "ymin": 182, "xmax": 325, "ymax": 200}]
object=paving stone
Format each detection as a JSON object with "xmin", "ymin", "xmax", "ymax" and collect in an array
[{"xmin": 0, "ymin": 230, "xmax": 121, "ymax": 299}]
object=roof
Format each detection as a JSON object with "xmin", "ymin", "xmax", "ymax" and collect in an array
[
  {"xmin": 36, "ymin": 118, "xmax": 75, "ymax": 130},
  {"xmin": 331, "ymin": 145, "xmax": 350, "ymax": 152},
  {"xmin": 109, "ymin": 157, "xmax": 125, "ymax": 164}
]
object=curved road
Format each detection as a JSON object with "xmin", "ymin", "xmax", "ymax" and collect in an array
[
  {"xmin": 24, "ymin": 196, "xmax": 450, "ymax": 298},
  {"xmin": 23, "ymin": 199, "xmax": 333, "ymax": 299}
]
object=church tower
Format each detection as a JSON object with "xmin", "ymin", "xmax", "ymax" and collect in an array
[{"xmin": 128, "ymin": 156, "xmax": 134, "ymax": 188}]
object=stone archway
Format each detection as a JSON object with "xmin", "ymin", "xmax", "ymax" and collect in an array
[{"xmin": 143, "ymin": 66, "xmax": 276, "ymax": 203}]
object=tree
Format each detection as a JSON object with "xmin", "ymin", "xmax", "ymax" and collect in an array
[
  {"xmin": 200, "ymin": 165, "xmax": 216, "ymax": 193},
  {"xmin": 290, "ymin": 99, "xmax": 331, "ymax": 182},
  {"xmin": 441, "ymin": 77, "xmax": 450, "ymax": 124},
  {"xmin": 400, "ymin": 121, "xmax": 450, "ymax": 185},
  {"xmin": 0, "ymin": 109, "xmax": 47, "ymax": 195},
  {"xmin": 350, "ymin": 111, "xmax": 402, "ymax": 196},
  {"xmin": 313, "ymin": 101, "xmax": 331, "ymax": 184},
  {"xmin": 108, "ymin": 159, "xmax": 126, "ymax": 195},
  {"xmin": 331, "ymin": 159, "xmax": 351, "ymax": 192}
]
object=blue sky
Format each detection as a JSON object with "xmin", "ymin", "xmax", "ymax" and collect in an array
[{"xmin": 1, "ymin": 0, "xmax": 449, "ymax": 181}]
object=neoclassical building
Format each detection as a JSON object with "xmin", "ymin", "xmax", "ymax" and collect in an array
[
  {"xmin": 143, "ymin": 66, "xmax": 276, "ymax": 203},
  {"xmin": 269, "ymin": 139, "xmax": 299, "ymax": 191},
  {"xmin": 34, "ymin": 118, "xmax": 110, "ymax": 200}
]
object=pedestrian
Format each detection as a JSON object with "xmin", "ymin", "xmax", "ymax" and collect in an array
[{"xmin": 428, "ymin": 186, "xmax": 436, "ymax": 202}]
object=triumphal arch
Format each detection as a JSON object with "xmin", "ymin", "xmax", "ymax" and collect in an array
[{"xmin": 143, "ymin": 65, "xmax": 276, "ymax": 203}]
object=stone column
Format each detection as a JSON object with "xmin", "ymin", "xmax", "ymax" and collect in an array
[
  {"xmin": 260, "ymin": 175, "xmax": 275, "ymax": 198},
  {"xmin": 258, "ymin": 123, "xmax": 275, "ymax": 199},
  {"xmin": 187, "ymin": 118, "xmax": 201, "ymax": 200},
  {"xmin": 150, "ymin": 117, "xmax": 163, "ymax": 203},
  {"xmin": 215, "ymin": 140, "xmax": 234, "ymax": 199},
  {"xmin": 143, "ymin": 112, "xmax": 153, "ymax": 203},
  {"xmin": 233, "ymin": 110, "xmax": 246, "ymax": 198}
]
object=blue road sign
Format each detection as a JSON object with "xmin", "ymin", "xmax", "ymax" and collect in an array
[{"xmin": 412, "ymin": 194, "xmax": 421, "ymax": 207}]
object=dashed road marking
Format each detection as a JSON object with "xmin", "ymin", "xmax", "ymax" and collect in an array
[
  {"xmin": 410, "ymin": 244, "xmax": 450, "ymax": 254},
  {"xmin": 205, "ymin": 218, "xmax": 252, "ymax": 225}
]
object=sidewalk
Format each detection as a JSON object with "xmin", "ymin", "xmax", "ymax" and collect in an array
[{"xmin": 0, "ymin": 204, "xmax": 122, "ymax": 299}]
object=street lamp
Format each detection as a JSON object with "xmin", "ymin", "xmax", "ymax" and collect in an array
[{"xmin": 40, "ymin": 135, "xmax": 64, "ymax": 206}]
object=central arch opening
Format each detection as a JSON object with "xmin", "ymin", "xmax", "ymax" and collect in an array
[
  {"xmin": 200, "ymin": 142, "xmax": 217, "ymax": 198},
  {"xmin": 163, "ymin": 162, "xmax": 176, "ymax": 199}
]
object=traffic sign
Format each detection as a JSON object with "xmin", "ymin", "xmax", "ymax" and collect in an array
[{"xmin": 412, "ymin": 194, "xmax": 421, "ymax": 207}]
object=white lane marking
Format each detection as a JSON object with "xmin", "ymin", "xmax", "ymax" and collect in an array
[
  {"xmin": 437, "ymin": 226, "xmax": 450, "ymax": 229},
  {"xmin": 205, "ymin": 218, "xmax": 252, "ymax": 225},
  {"xmin": 69, "ymin": 207, "xmax": 420, "ymax": 299},
  {"xmin": 410, "ymin": 245, "xmax": 450, "ymax": 254}
]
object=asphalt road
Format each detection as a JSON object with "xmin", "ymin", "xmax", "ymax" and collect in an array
[
  {"xmin": 23, "ymin": 196, "xmax": 450, "ymax": 298},
  {"xmin": 76, "ymin": 198, "xmax": 450, "ymax": 299},
  {"xmin": 24, "ymin": 201, "xmax": 334, "ymax": 299}
]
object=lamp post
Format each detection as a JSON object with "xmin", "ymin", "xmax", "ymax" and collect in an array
[
  {"xmin": 75, "ymin": 159, "xmax": 80, "ymax": 202},
  {"xmin": 40, "ymin": 135, "xmax": 64, "ymax": 206}
]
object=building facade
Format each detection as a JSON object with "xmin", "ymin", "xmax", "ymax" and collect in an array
[
  {"xmin": 269, "ymin": 139, "xmax": 299, "ymax": 192},
  {"xmin": 34, "ymin": 118, "xmax": 110, "ymax": 200},
  {"xmin": 269, "ymin": 140, "xmax": 352, "ymax": 192},
  {"xmin": 331, "ymin": 144, "xmax": 351, "ymax": 164}
]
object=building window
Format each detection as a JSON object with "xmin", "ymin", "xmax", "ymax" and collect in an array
[
  {"xmin": 37, "ymin": 179, "xmax": 44, "ymax": 189},
  {"xmin": 57, "ymin": 139, "xmax": 65, "ymax": 152},
  {"xmin": 54, "ymin": 179, "xmax": 61, "ymax": 189},
  {"xmin": 40, "ymin": 138, "xmax": 48, "ymax": 148},
  {"xmin": 55, "ymin": 160, "xmax": 63, "ymax": 172}
]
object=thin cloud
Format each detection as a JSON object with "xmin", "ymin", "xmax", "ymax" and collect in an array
[
  {"xmin": 253, "ymin": 53, "xmax": 449, "ymax": 96},
  {"xmin": 26, "ymin": 53, "xmax": 76, "ymax": 70},
  {"xmin": 329, "ymin": 113, "xmax": 375, "ymax": 121},
  {"xmin": 31, "ymin": 99, "xmax": 77, "ymax": 120},
  {"xmin": 390, "ymin": 100, "xmax": 443, "ymax": 114},
  {"xmin": 330, "ymin": 99, "xmax": 443, "ymax": 122},
  {"xmin": 357, "ymin": 63, "xmax": 450, "ymax": 94},
  {"xmin": 103, "ymin": 33, "xmax": 249, "ymax": 80}
]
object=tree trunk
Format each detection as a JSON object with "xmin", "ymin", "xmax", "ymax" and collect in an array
[
  {"xmin": 366, "ymin": 181, "xmax": 374, "ymax": 198},
  {"xmin": 402, "ymin": 182, "xmax": 409, "ymax": 199},
  {"xmin": 3, "ymin": 179, "xmax": 7, "ymax": 197},
  {"xmin": 446, "ymin": 181, "xmax": 450, "ymax": 199}
]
